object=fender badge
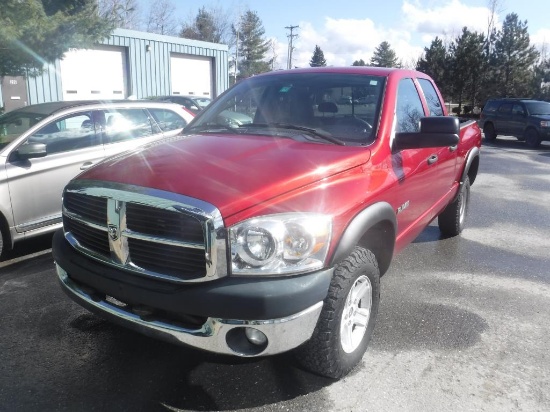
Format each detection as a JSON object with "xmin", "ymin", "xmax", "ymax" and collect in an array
[{"xmin": 397, "ymin": 201, "xmax": 410, "ymax": 214}]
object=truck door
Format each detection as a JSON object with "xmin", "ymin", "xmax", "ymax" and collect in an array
[
  {"xmin": 417, "ymin": 78, "xmax": 458, "ymax": 205},
  {"xmin": 392, "ymin": 78, "xmax": 457, "ymax": 239}
]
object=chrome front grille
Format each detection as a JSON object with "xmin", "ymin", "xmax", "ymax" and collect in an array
[
  {"xmin": 62, "ymin": 180, "xmax": 227, "ymax": 283},
  {"xmin": 125, "ymin": 203, "xmax": 205, "ymax": 242}
]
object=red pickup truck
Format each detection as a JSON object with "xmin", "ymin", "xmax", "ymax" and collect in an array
[{"xmin": 52, "ymin": 67, "xmax": 481, "ymax": 379}]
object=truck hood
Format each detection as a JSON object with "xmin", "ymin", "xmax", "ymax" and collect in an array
[{"xmin": 79, "ymin": 134, "xmax": 371, "ymax": 218}]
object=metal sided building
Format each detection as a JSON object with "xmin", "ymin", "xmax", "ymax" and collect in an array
[{"xmin": 1, "ymin": 29, "xmax": 229, "ymax": 112}]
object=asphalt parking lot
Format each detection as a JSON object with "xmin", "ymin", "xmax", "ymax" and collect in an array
[{"xmin": 1, "ymin": 136, "xmax": 549, "ymax": 411}]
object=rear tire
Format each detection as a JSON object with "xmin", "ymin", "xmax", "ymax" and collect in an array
[
  {"xmin": 525, "ymin": 128, "xmax": 541, "ymax": 148},
  {"xmin": 438, "ymin": 176, "xmax": 470, "ymax": 236},
  {"xmin": 295, "ymin": 246, "xmax": 380, "ymax": 379},
  {"xmin": 483, "ymin": 123, "xmax": 496, "ymax": 141}
]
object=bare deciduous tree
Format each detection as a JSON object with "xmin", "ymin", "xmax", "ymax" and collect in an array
[
  {"xmin": 98, "ymin": 0, "xmax": 141, "ymax": 30},
  {"xmin": 145, "ymin": 0, "xmax": 178, "ymax": 36}
]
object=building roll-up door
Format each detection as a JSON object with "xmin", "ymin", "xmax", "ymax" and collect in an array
[
  {"xmin": 170, "ymin": 54, "xmax": 213, "ymax": 98},
  {"xmin": 59, "ymin": 46, "xmax": 128, "ymax": 101}
]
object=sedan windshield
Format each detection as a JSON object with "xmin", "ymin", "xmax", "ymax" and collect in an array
[{"xmin": 185, "ymin": 72, "xmax": 386, "ymax": 146}]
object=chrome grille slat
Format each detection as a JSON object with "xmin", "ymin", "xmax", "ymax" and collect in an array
[
  {"xmin": 64, "ymin": 192, "xmax": 107, "ymax": 224},
  {"xmin": 126, "ymin": 203, "xmax": 204, "ymax": 242},
  {"xmin": 64, "ymin": 218, "xmax": 110, "ymax": 257},
  {"xmin": 129, "ymin": 239, "xmax": 206, "ymax": 279},
  {"xmin": 61, "ymin": 180, "xmax": 227, "ymax": 283}
]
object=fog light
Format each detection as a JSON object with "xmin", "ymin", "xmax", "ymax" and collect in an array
[{"xmin": 245, "ymin": 327, "xmax": 267, "ymax": 346}]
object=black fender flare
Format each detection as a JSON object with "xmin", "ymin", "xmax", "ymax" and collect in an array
[
  {"xmin": 461, "ymin": 146, "xmax": 480, "ymax": 185},
  {"xmin": 329, "ymin": 202, "xmax": 397, "ymax": 276},
  {"xmin": 451, "ymin": 146, "xmax": 480, "ymax": 203}
]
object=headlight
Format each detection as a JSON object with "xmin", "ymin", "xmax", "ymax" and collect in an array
[
  {"xmin": 230, "ymin": 213, "xmax": 332, "ymax": 276},
  {"xmin": 541, "ymin": 121, "xmax": 550, "ymax": 128}
]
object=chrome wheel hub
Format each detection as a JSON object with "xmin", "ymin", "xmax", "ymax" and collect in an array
[{"xmin": 340, "ymin": 275, "xmax": 372, "ymax": 353}]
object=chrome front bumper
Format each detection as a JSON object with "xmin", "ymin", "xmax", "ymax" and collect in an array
[{"xmin": 56, "ymin": 264, "xmax": 323, "ymax": 356}]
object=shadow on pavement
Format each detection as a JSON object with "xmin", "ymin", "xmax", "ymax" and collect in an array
[
  {"xmin": 0, "ymin": 233, "xmax": 54, "ymax": 264},
  {"xmin": 481, "ymin": 135, "xmax": 550, "ymax": 151}
]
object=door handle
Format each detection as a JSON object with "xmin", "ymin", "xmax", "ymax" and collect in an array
[
  {"xmin": 449, "ymin": 145, "xmax": 458, "ymax": 152},
  {"xmin": 427, "ymin": 155, "xmax": 438, "ymax": 165},
  {"xmin": 80, "ymin": 161, "xmax": 95, "ymax": 170}
]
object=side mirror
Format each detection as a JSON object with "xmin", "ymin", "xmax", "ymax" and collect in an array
[
  {"xmin": 15, "ymin": 142, "xmax": 47, "ymax": 159},
  {"xmin": 393, "ymin": 117, "xmax": 459, "ymax": 151}
]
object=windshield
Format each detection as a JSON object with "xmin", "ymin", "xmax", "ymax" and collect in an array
[
  {"xmin": 0, "ymin": 111, "xmax": 47, "ymax": 151},
  {"xmin": 525, "ymin": 101, "xmax": 550, "ymax": 116},
  {"xmin": 186, "ymin": 72, "xmax": 386, "ymax": 145},
  {"xmin": 194, "ymin": 97, "xmax": 212, "ymax": 109}
]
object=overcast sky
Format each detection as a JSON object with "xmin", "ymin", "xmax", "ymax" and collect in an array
[{"xmin": 143, "ymin": 0, "xmax": 550, "ymax": 69}]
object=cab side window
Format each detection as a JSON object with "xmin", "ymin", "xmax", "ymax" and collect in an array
[
  {"xmin": 27, "ymin": 111, "xmax": 99, "ymax": 154},
  {"xmin": 418, "ymin": 78, "xmax": 444, "ymax": 116},
  {"xmin": 396, "ymin": 78, "xmax": 425, "ymax": 133},
  {"xmin": 148, "ymin": 108, "xmax": 187, "ymax": 132}
]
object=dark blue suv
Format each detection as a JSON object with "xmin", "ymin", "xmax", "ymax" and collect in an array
[{"xmin": 479, "ymin": 98, "xmax": 550, "ymax": 148}]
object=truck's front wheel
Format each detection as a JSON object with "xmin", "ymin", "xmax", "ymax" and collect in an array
[{"xmin": 296, "ymin": 246, "xmax": 380, "ymax": 379}]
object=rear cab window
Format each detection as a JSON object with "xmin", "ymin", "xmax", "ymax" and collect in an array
[{"xmin": 417, "ymin": 78, "xmax": 444, "ymax": 116}]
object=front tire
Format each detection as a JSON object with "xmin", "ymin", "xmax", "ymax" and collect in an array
[
  {"xmin": 438, "ymin": 176, "xmax": 470, "ymax": 236},
  {"xmin": 295, "ymin": 247, "xmax": 380, "ymax": 379},
  {"xmin": 525, "ymin": 128, "xmax": 541, "ymax": 148},
  {"xmin": 0, "ymin": 228, "xmax": 4, "ymax": 258}
]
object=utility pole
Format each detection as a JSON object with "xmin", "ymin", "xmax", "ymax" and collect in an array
[{"xmin": 285, "ymin": 25, "xmax": 299, "ymax": 69}]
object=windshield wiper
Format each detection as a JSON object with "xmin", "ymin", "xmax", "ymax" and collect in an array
[
  {"xmin": 184, "ymin": 123, "xmax": 241, "ymax": 134},
  {"xmin": 246, "ymin": 123, "xmax": 345, "ymax": 146}
]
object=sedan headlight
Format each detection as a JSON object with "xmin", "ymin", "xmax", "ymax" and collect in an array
[{"xmin": 230, "ymin": 213, "xmax": 332, "ymax": 276}]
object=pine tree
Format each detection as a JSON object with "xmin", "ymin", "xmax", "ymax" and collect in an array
[
  {"xmin": 0, "ymin": 0, "xmax": 115, "ymax": 77},
  {"xmin": 352, "ymin": 59, "xmax": 367, "ymax": 66},
  {"xmin": 416, "ymin": 37, "xmax": 450, "ymax": 97},
  {"xmin": 309, "ymin": 45, "xmax": 327, "ymax": 67},
  {"xmin": 448, "ymin": 28, "xmax": 486, "ymax": 111},
  {"xmin": 234, "ymin": 10, "xmax": 271, "ymax": 79},
  {"xmin": 180, "ymin": 6, "xmax": 232, "ymax": 44},
  {"xmin": 370, "ymin": 41, "xmax": 400, "ymax": 68},
  {"xmin": 490, "ymin": 13, "xmax": 539, "ymax": 98}
]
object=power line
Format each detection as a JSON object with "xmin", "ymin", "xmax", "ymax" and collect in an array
[{"xmin": 285, "ymin": 25, "xmax": 299, "ymax": 69}]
